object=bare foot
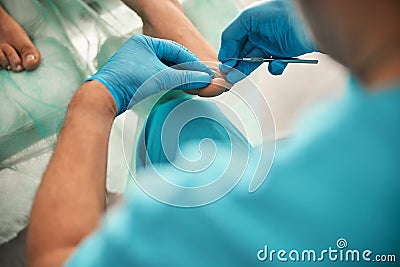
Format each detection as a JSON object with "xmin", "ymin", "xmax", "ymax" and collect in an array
[
  {"xmin": 135, "ymin": 0, "xmax": 233, "ymax": 97},
  {"xmin": 0, "ymin": 6, "xmax": 40, "ymax": 72}
]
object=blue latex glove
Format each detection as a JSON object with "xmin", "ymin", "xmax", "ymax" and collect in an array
[
  {"xmin": 87, "ymin": 34, "xmax": 214, "ymax": 115},
  {"xmin": 218, "ymin": 0, "xmax": 318, "ymax": 83}
]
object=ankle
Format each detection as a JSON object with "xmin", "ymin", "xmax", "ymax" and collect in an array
[{"xmin": 141, "ymin": 0, "xmax": 182, "ymax": 23}]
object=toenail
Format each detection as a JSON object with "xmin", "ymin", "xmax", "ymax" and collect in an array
[
  {"xmin": 26, "ymin": 54, "xmax": 36, "ymax": 62},
  {"xmin": 16, "ymin": 65, "xmax": 23, "ymax": 72},
  {"xmin": 6, "ymin": 65, "xmax": 11, "ymax": 71}
]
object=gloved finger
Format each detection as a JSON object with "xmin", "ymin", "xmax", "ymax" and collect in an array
[
  {"xmin": 126, "ymin": 68, "xmax": 210, "ymax": 110},
  {"xmin": 220, "ymin": 42, "xmax": 265, "ymax": 75},
  {"xmin": 225, "ymin": 68, "xmax": 247, "ymax": 84},
  {"xmin": 226, "ymin": 61, "xmax": 262, "ymax": 83},
  {"xmin": 226, "ymin": 47, "xmax": 265, "ymax": 83},
  {"xmin": 238, "ymin": 40, "xmax": 257, "ymax": 59},
  {"xmin": 172, "ymin": 69, "xmax": 212, "ymax": 91},
  {"xmin": 268, "ymin": 60, "xmax": 288, "ymax": 75},
  {"xmin": 218, "ymin": 15, "xmax": 248, "ymax": 62},
  {"xmin": 219, "ymin": 40, "xmax": 257, "ymax": 74},
  {"xmin": 153, "ymin": 39, "xmax": 214, "ymax": 77},
  {"xmin": 248, "ymin": 34, "xmax": 284, "ymax": 58},
  {"xmin": 150, "ymin": 68, "xmax": 212, "ymax": 91},
  {"xmin": 219, "ymin": 59, "xmax": 237, "ymax": 74}
]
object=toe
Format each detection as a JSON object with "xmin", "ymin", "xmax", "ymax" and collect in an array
[
  {"xmin": 19, "ymin": 44, "xmax": 41, "ymax": 71},
  {"xmin": 0, "ymin": 47, "xmax": 10, "ymax": 70},
  {"xmin": 2, "ymin": 44, "xmax": 23, "ymax": 72}
]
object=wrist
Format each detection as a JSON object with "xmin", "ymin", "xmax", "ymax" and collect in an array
[{"xmin": 130, "ymin": 0, "xmax": 219, "ymax": 64}]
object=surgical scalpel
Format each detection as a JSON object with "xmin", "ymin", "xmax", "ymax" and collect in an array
[{"xmin": 230, "ymin": 57, "xmax": 319, "ymax": 64}]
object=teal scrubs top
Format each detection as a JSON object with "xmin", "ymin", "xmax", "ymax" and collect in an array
[{"xmin": 66, "ymin": 77, "xmax": 400, "ymax": 266}]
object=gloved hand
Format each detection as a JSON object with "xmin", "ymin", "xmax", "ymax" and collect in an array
[
  {"xmin": 87, "ymin": 34, "xmax": 214, "ymax": 115},
  {"xmin": 218, "ymin": 0, "xmax": 318, "ymax": 83}
]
